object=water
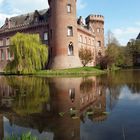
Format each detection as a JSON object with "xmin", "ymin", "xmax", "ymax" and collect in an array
[{"xmin": 0, "ymin": 69, "xmax": 140, "ymax": 140}]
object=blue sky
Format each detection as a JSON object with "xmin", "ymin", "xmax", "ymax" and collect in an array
[{"xmin": 0, "ymin": 0, "xmax": 140, "ymax": 45}]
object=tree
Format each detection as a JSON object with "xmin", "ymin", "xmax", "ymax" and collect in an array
[
  {"xmin": 79, "ymin": 47, "xmax": 93, "ymax": 67},
  {"xmin": 106, "ymin": 30, "xmax": 120, "ymax": 47},
  {"xmin": 127, "ymin": 39, "xmax": 140, "ymax": 66},
  {"xmin": 6, "ymin": 33, "xmax": 48, "ymax": 74},
  {"xmin": 99, "ymin": 30, "xmax": 126, "ymax": 69}
]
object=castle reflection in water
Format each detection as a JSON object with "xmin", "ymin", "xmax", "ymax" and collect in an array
[{"xmin": 0, "ymin": 76, "xmax": 118, "ymax": 140}]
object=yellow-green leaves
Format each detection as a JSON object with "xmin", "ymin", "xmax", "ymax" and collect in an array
[{"xmin": 6, "ymin": 33, "xmax": 48, "ymax": 74}]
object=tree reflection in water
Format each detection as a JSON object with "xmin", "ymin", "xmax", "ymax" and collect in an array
[
  {"xmin": 0, "ymin": 70, "xmax": 140, "ymax": 140},
  {"xmin": 5, "ymin": 76, "xmax": 50, "ymax": 115}
]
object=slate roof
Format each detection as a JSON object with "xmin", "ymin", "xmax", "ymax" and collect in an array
[
  {"xmin": 136, "ymin": 33, "xmax": 140, "ymax": 40},
  {"xmin": 1, "ymin": 9, "xmax": 49, "ymax": 29}
]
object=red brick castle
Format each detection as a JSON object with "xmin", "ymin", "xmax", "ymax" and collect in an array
[{"xmin": 0, "ymin": 0, "xmax": 104, "ymax": 71}]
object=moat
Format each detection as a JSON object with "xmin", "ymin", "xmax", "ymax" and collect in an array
[{"xmin": 0, "ymin": 69, "xmax": 140, "ymax": 140}]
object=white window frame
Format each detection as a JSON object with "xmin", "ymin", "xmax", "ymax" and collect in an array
[
  {"xmin": 67, "ymin": 26, "xmax": 73, "ymax": 36},
  {"xmin": 67, "ymin": 4, "xmax": 71, "ymax": 13},
  {"xmin": 68, "ymin": 42, "xmax": 74, "ymax": 56},
  {"xmin": 97, "ymin": 28, "xmax": 100, "ymax": 33},
  {"xmin": 44, "ymin": 32, "xmax": 48, "ymax": 41}
]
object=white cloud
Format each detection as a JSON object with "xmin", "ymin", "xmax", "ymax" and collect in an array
[
  {"xmin": 0, "ymin": 13, "xmax": 17, "ymax": 26},
  {"xmin": 120, "ymin": 92, "xmax": 140, "ymax": 101},
  {"xmin": 0, "ymin": 0, "xmax": 49, "ymax": 26},
  {"xmin": 7, "ymin": 0, "xmax": 49, "ymax": 13},
  {"xmin": 77, "ymin": 0, "xmax": 87, "ymax": 10},
  {"xmin": 113, "ymin": 26, "xmax": 140, "ymax": 45}
]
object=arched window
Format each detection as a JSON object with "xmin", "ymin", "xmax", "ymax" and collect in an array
[
  {"xmin": 68, "ymin": 42, "xmax": 74, "ymax": 56},
  {"xmin": 67, "ymin": 4, "xmax": 71, "ymax": 13}
]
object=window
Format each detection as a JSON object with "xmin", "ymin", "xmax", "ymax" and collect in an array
[
  {"xmin": 97, "ymin": 41, "xmax": 101, "ymax": 47},
  {"xmin": 67, "ymin": 4, "xmax": 71, "ymax": 13},
  {"xmin": 97, "ymin": 28, "xmax": 100, "ymax": 33},
  {"xmin": 68, "ymin": 42, "xmax": 74, "ymax": 56},
  {"xmin": 34, "ymin": 16, "xmax": 38, "ymax": 22},
  {"xmin": 0, "ymin": 39, "xmax": 3, "ymax": 46},
  {"xmin": 1, "ymin": 49, "xmax": 4, "ymax": 60},
  {"xmin": 7, "ymin": 48, "xmax": 11, "ymax": 60},
  {"xmin": 79, "ymin": 35, "xmax": 83, "ymax": 43},
  {"xmin": 67, "ymin": 26, "xmax": 73, "ymax": 36},
  {"xmin": 6, "ymin": 38, "xmax": 10, "ymax": 46},
  {"xmin": 44, "ymin": 32, "xmax": 48, "ymax": 41},
  {"xmin": 92, "ymin": 40, "xmax": 94, "ymax": 46},
  {"xmin": 89, "ymin": 39, "xmax": 91, "ymax": 45},
  {"xmin": 85, "ymin": 37, "xmax": 87, "ymax": 44}
]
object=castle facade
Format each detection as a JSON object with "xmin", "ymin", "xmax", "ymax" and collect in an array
[{"xmin": 0, "ymin": 0, "xmax": 104, "ymax": 70}]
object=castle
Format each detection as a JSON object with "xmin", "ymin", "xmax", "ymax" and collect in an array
[{"xmin": 0, "ymin": 0, "xmax": 104, "ymax": 70}]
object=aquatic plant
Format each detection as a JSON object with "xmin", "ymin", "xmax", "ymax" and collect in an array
[{"xmin": 4, "ymin": 132, "xmax": 38, "ymax": 140}]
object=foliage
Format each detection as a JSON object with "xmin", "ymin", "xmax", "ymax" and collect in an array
[
  {"xmin": 4, "ymin": 132, "xmax": 38, "ymax": 140},
  {"xmin": 127, "ymin": 39, "xmax": 140, "ymax": 66},
  {"xmin": 6, "ymin": 76, "xmax": 50, "ymax": 115},
  {"xmin": 99, "ymin": 30, "xmax": 126, "ymax": 69},
  {"xmin": 98, "ymin": 44, "xmax": 125, "ymax": 69},
  {"xmin": 79, "ymin": 47, "xmax": 93, "ymax": 67},
  {"xmin": 5, "ymin": 33, "xmax": 48, "ymax": 74}
]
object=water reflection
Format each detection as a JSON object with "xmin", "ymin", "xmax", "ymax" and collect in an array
[{"xmin": 0, "ymin": 70, "xmax": 140, "ymax": 140}]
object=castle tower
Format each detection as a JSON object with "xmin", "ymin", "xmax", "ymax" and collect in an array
[
  {"xmin": 48, "ymin": 0, "xmax": 81, "ymax": 69},
  {"xmin": 86, "ymin": 15, "xmax": 104, "ymax": 55}
]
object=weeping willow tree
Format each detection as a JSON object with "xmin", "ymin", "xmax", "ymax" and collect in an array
[{"xmin": 6, "ymin": 33, "xmax": 48, "ymax": 74}]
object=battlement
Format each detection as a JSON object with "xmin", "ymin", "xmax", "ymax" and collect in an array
[{"xmin": 86, "ymin": 15, "xmax": 104, "ymax": 24}]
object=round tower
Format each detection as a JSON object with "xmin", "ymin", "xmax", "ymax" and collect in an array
[
  {"xmin": 86, "ymin": 15, "xmax": 104, "ymax": 53},
  {"xmin": 48, "ymin": 0, "xmax": 81, "ymax": 69}
]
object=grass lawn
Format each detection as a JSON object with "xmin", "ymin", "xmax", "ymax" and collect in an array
[{"xmin": 35, "ymin": 66, "xmax": 106, "ymax": 77}]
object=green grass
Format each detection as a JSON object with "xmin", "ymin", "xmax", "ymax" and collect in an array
[{"xmin": 35, "ymin": 66, "xmax": 106, "ymax": 77}]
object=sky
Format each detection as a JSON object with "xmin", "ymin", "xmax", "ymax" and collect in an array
[{"xmin": 0, "ymin": 0, "xmax": 140, "ymax": 45}]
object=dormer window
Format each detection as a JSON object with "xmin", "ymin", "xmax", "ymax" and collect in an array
[
  {"xmin": 67, "ymin": 4, "xmax": 71, "ymax": 13},
  {"xmin": 34, "ymin": 16, "xmax": 38, "ymax": 22},
  {"xmin": 25, "ymin": 14, "xmax": 29, "ymax": 21}
]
